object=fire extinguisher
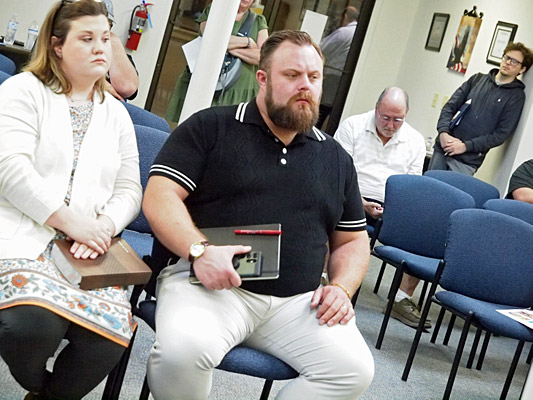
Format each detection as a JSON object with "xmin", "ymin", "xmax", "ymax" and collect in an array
[{"xmin": 126, "ymin": 1, "xmax": 153, "ymax": 51}]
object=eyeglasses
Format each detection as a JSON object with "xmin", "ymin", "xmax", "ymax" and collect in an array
[
  {"xmin": 502, "ymin": 54, "xmax": 523, "ymax": 66},
  {"xmin": 377, "ymin": 111, "xmax": 404, "ymax": 125}
]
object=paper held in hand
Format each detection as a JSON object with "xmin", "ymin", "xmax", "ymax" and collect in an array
[{"xmin": 52, "ymin": 238, "xmax": 152, "ymax": 290}]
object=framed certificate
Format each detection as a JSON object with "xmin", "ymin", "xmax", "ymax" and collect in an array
[
  {"xmin": 486, "ymin": 21, "xmax": 518, "ymax": 65},
  {"xmin": 425, "ymin": 13, "xmax": 450, "ymax": 52}
]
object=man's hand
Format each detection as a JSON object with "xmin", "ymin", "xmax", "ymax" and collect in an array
[
  {"xmin": 192, "ymin": 245, "xmax": 252, "ymax": 290},
  {"xmin": 439, "ymin": 131, "xmax": 458, "ymax": 147},
  {"xmin": 442, "ymin": 139, "xmax": 467, "ymax": 156},
  {"xmin": 310, "ymin": 284, "xmax": 354, "ymax": 326},
  {"xmin": 439, "ymin": 132, "xmax": 466, "ymax": 156},
  {"xmin": 362, "ymin": 198, "xmax": 383, "ymax": 219}
]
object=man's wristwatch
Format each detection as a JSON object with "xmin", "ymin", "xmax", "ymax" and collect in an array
[{"xmin": 188, "ymin": 240, "xmax": 210, "ymax": 263}]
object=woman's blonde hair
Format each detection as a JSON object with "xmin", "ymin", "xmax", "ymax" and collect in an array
[{"xmin": 24, "ymin": 0, "xmax": 110, "ymax": 101}]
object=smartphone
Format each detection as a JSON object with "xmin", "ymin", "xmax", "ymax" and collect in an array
[
  {"xmin": 189, "ymin": 251, "xmax": 262, "ymax": 284},
  {"xmin": 234, "ymin": 251, "xmax": 262, "ymax": 278}
]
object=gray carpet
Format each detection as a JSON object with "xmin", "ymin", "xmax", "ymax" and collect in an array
[{"xmin": 1, "ymin": 255, "xmax": 530, "ymax": 399}]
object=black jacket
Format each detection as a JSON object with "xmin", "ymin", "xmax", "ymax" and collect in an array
[{"xmin": 435, "ymin": 69, "xmax": 525, "ymax": 168}]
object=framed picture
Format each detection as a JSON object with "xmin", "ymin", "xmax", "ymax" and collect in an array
[
  {"xmin": 425, "ymin": 13, "xmax": 450, "ymax": 52},
  {"xmin": 446, "ymin": 15, "xmax": 483, "ymax": 74},
  {"xmin": 486, "ymin": 21, "xmax": 518, "ymax": 65}
]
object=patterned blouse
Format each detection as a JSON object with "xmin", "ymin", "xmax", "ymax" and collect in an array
[{"xmin": 0, "ymin": 101, "xmax": 134, "ymax": 347}]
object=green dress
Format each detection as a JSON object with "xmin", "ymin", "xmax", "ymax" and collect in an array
[{"xmin": 166, "ymin": 7, "xmax": 268, "ymax": 123}]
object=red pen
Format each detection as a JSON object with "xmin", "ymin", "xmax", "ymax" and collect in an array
[{"xmin": 234, "ymin": 229, "xmax": 282, "ymax": 235}]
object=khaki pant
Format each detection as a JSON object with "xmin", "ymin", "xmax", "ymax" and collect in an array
[{"xmin": 147, "ymin": 264, "xmax": 374, "ymax": 399}]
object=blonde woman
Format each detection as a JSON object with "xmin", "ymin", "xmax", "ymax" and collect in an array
[{"xmin": 0, "ymin": 1, "xmax": 141, "ymax": 399}]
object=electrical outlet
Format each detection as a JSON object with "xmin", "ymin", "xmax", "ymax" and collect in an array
[{"xmin": 431, "ymin": 93, "xmax": 439, "ymax": 108}]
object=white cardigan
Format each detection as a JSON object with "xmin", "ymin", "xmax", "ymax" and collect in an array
[{"xmin": 0, "ymin": 72, "xmax": 142, "ymax": 259}]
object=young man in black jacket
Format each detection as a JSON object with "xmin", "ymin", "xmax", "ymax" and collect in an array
[{"xmin": 429, "ymin": 42, "xmax": 533, "ymax": 175}]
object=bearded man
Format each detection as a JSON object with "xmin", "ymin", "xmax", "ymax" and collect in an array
[{"xmin": 142, "ymin": 30, "xmax": 374, "ymax": 399}]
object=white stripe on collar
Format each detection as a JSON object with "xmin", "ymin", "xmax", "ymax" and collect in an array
[
  {"xmin": 312, "ymin": 126, "xmax": 326, "ymax": 141},
  {"xmin": 235, "ymin": 102, "xmax": 248, "ymax": 122}
]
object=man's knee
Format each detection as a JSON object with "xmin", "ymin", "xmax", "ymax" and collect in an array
[
  {"xmin": 150, "ymin": 330, "xmax": 226, "ymax": 373},
  {"xmin": 147, "ymin": 330, "xmax": 227, "ymax": 400},
  {"xmin": 334, "ymin": 348, "xmax": 374, "ymax": 396}
]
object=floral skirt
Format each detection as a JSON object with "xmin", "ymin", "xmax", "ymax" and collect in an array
[{"xmin": 0, "ymin": 241, "xmax": 133, "ymax": 347}]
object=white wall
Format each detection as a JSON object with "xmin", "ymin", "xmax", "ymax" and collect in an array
[
  {"xmin": 342, "ymin": 0, "xmax": 421, "ymax": 120},
  {"xmin": 0, "ymin": 0, "xmax": 173, "ymax": 107},
  {"xmin": 344, "ymin": 0, "xmax": 533, "ymax": 192},
  {"xmin": 499, "ymin": 66, "xmax": 533, "ymax": 193}
]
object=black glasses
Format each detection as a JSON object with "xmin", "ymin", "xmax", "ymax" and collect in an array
[{"xmin": 502, "ymin": 54, "xmax": 523, "ymax": 66}]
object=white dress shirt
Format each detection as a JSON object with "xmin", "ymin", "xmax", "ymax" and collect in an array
[{"xmin": 335, "ymin": 110, "xmax": 426, "ymax": 202}]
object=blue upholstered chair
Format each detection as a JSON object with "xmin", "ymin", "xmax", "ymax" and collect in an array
[
  {"xmin": 431, "ymin": 197, "xmax": 533, "ymax": 374},
  {"xmin": 0, "ymin": 70, "xmax": 11, "ymax": 85},
  {"xmin": 419, "ymin": 175, "xmax": 498, "ymax": 357},
  {"xmin": 482, "ymin": 199, "xmax": 533, "ymax": 367},
  {"xmin": 0, "ymin": 53, "xmax": 16, "ymax": 75},
  {"xmin": 101, "ymin": 125, "xmax": 169, "ymax": 400},
  {"xmin": 402, "ymin": 209, "xmax": 533, "ymax": 399},
  {"xmin": 483, "ymin": 198, "xmax": 533, "ymax": 225},
  {"xmin": 366, "ymin": 224, "xmax": 375, "ymax": 239},
  {"xmin": 119, "ymin": 125, "xmax": 169, "ymax": 258},
  {"xmin": 424, "ymin": 169, "xmax": 500, "ymax": 208},
  {"xmin": 371, "ymin": 175, "xmax": 475, "ymax": 349},
  {"xmin": 121, "ymin": 102, "xmax": 170, "ymax": 133}
]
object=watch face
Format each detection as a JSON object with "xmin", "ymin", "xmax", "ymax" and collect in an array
[{"xmin": 190, "ymin": 243, "xmax": 205, "ymax": 258}]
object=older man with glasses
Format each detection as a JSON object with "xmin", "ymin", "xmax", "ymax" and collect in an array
[
  {"xmin": 335, "ymin": 87, "xmax": 429, "ymax": 329},
  {"xmin": 428, "ymin": 42, "xmax": 533, "ymax": 175}
]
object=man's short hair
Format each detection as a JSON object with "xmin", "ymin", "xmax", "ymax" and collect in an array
[
  {"xmin": 259, "ymin": 30, "xmax": 323, "ymax": 73},
  {"xmin": 342, "ymin": 6, "xmax": 359, "ymax": 22},
  {"xmin": 504, "ymin": 42, "xmax": 533, "ymax": 72},
  {"xmin": 376, "ymin": 87, "xmax": 410, "ymax": 111}
]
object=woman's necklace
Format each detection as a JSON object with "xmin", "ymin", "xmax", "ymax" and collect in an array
[
  {"xmin": 67, "ymin": 91, "xmax": 93, "ymax": 106},
  {"xmin": 67, "ymin": 97, "xmax": 91, "ymax": 106}
]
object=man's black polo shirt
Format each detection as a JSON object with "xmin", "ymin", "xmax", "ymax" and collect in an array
[{"xmin": 150, "ymin": 99, "xmax": 366, "ymax": 297}]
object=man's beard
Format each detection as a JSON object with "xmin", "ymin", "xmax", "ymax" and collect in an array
[{"xmin": 265, "ymin": 83, "xmax": 319, "ymax": 133}]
